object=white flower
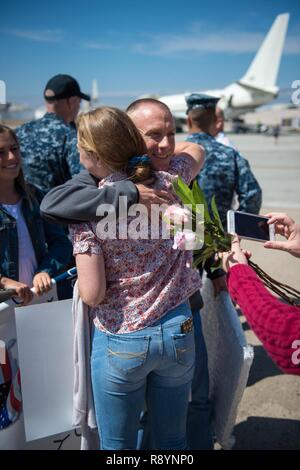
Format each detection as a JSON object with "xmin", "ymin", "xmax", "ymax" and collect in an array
[
  {"xmin": 173, "ymin": 229, "xmax": 198, "ymax": 251},
  {"xmin": 173, "ymin": 231, "xmax": 186, "ymax": 250},
  {"xmin": 163, "ymin": 204, "xmax": 191, "ymax": 229}
]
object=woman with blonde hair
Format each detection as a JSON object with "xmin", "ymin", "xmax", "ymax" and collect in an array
[
  {"xmin": 0, "ymin": 125, "xmax": 72, "ymax": 301},
  {"xmin": 71, "ymin": 106, "xmax": 204, "ymax": 450},
  {"xmin": 0, "ymin": 124, "xmax": 72, "ymax": 431}
]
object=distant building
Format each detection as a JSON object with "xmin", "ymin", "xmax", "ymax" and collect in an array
[{"xmin": 243, "ymin": 105, "xmax": 300, "ymax": 131}]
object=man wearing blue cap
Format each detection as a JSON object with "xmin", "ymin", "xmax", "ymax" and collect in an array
[
  {"xmin": 16, "ymin": 74, "xmax": 91, "ymax": 193},
  {"xmin": 185, "ymin": 93, "xmax": 262, "ymax": 227}
]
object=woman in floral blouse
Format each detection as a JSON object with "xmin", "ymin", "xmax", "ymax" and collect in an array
[{"xmin": 71, "ymin": 106, "xmax": 204, "ymax": 450}]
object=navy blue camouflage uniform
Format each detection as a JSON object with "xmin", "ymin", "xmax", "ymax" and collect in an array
[
  {"xmin": 16, "ymin": 112, "xmax": 81, "ymax": 193},
  {"xmin": 186, "ymin": 132, "xmax": 262, "ymax": 227}
]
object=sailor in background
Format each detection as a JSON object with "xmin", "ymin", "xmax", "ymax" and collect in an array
[
  {"xmin": 16, "ymin": 74, "xmax": 90, "ymax": 194},
  {"xmin": 185, "ymin": 93, "xmax": 262, "ymax": 228},
  {"xmin": 214, "ymin": 107, "xmax": 237, "ymax": 150}
]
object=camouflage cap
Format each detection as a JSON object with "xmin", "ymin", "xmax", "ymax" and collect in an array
[{"xmin": 185, "ymin": 93, "xmax": 219, "ymax": 114}]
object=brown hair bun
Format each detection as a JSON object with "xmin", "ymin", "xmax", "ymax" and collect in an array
[{"xmin": 127, "ymin": 155, "xmax": 153, "ymax": 183}]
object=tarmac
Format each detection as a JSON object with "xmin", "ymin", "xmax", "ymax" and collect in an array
[{"xmin": 178, "ymin": 132, "xmax": 300, "ymax": 450}]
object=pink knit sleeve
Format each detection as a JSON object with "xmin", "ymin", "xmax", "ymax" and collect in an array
[{"xmin": 227, "ymin": 264, "xmax": 300, "ymax": 375}]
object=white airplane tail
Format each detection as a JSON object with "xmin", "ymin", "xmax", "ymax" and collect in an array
[{"xmin": 239, "ymin": 13, "xmax": 289, "ymax": 93}]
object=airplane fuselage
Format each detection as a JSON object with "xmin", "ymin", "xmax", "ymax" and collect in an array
[{"xmin": 160, "ymin": 82, "xmax": 278, "ymax": 120}]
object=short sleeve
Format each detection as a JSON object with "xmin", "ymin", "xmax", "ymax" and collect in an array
[
  {"xmin": 168, "ymin": 155, "xmax": 193, "ymax": 184},
  {"xmin": 69, "ymin": 223, "xmax": 102, "ymax": 256}
]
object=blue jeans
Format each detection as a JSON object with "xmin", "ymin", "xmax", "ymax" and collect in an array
[
  {"xmin": 187, "ymin": 310, "xmax": 213, "ymax": 449},
  {"xmin": 91, "ymin": 302, "xmax": 195, "ymax": 450},
  {"xmin": 137, "ymin": 310, "xmax": 214, "ymax": 450}
]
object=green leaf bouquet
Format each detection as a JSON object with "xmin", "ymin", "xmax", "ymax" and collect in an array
[{"xmin": 172, "ymin": 176, "xmax": 300, "ymax": 306}]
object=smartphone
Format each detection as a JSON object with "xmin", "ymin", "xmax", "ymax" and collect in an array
[{"xmin": 227, "ymin": 210, "xmax": 275, "ymax": 242}]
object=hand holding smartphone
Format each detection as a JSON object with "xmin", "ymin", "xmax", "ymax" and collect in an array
[{"xmin": 227, "ymin": 210, "xmax": 275, "ymax": 242}]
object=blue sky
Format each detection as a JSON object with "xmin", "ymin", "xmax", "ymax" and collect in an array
[{"xmin": 1, "ymin": 0, "xmax": 300, "ymax": 109}]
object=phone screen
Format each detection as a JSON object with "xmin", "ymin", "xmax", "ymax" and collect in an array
[{"xmin": 234, "ymin": 212, "xmax": 270, "ymax": 241}]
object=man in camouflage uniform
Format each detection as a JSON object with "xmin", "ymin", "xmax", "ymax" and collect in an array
[
  {"xmin": 185, "ymin": 93, "xmax": 262, "ymax": 227},
  {"xmin": 16, "ymin": 74, "xmax": 90, "ymax": 193},
  {"xmin": 214, "ymin": 106, "xmax": 237, "ymax": 150}
]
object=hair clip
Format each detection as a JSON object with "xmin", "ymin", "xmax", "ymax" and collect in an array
[{"xmin": 127, "ymin": 155, "xmax": 150, "ymax": 169}]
